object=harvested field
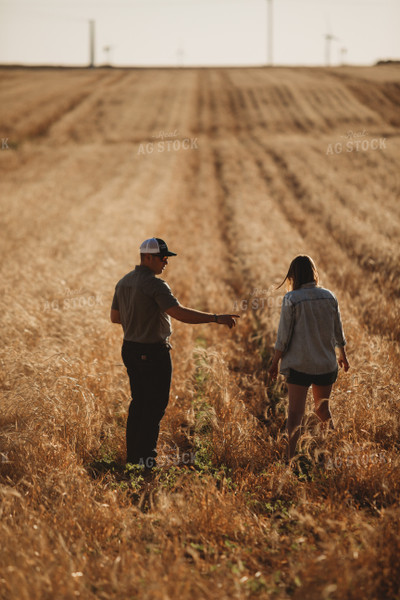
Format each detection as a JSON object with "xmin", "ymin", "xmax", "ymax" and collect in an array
[{"xmin": 1, "ymin": 65, "xmax": 400, "ymax": 599}]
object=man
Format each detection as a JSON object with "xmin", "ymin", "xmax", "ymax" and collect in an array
[{"xmin": 110, "ymin": 237, "xmax": 239, "ymax": 468}]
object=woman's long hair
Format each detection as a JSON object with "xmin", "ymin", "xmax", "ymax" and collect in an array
[{"xmin": 277, "ymin": 255, "xmax": 319, "ymax": 291}]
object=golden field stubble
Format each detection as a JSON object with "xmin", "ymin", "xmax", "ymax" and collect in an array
[{"xmin": 1, "ymin": 67, "xmax": 400, "ymax": 599}]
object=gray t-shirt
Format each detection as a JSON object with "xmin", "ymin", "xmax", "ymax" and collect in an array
[{"xmin": 111, "ymin": 265, "xmax": 179, "ymax": 344}]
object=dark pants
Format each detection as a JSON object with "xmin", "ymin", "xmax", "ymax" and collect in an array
[{"xmin": 121, "ymin": 340, "xmax": 172, "ymax": 467}]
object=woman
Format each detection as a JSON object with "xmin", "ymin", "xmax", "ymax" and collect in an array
[{"xmin": 268, "ymin": 255, "xmax": 349, "ymax": 461}]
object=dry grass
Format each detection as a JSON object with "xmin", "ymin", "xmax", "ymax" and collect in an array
[{"xmin": 0, "ymin": 65, "xmax": 399, "ymax": 599}]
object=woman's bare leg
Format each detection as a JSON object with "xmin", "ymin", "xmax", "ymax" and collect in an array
[
  {"xmin": 287, "ymin": 383, "xmax": 308, "ymax": 460},
  {"xmin": 312, "ymin": 384, "xmax": 334, "ymax": 430}
]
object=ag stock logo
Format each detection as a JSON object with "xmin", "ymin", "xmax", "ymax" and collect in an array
[
  {"xmin": 137, "ymin": 129, "xmax": 198, "ymax": 156},
  {"xmin": 326, "ymin": 129, "xmax": 387, "ymax": 156}
]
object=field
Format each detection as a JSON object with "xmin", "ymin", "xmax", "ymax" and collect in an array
[{"xmin": 1, "ymin": 65, "xmax": 400, "ymax": 599}]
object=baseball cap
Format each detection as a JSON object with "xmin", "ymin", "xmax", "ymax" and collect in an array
[{"xmin": 139, "ymin": 237, "xmax": 177, "ymax": 257}]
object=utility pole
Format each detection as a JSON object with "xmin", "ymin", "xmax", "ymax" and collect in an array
[
  {"xmin": 89, "ymin": 19, "xmax": 95, "ymax": 68},
  {"xmin": 267, "ymin": 0, "xmax": 273, "ymax": 66}
]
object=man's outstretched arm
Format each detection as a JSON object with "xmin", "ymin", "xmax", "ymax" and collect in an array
[
  {"xmin": 110, "ymin": 309, "xmax": 121, "ymax": 324},
  {"xmin": 166, "ymin": 304, "xmax": 239, "ymax": 329}
]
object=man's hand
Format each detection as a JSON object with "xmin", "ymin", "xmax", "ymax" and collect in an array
[{"xmin": 216, "ymin": 314, "xmax": 240, "ymax": 329}]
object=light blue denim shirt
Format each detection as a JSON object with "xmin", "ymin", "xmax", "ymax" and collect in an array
[{"xmin": 274, "ymin": 282, "xmax": 346, "ymax": 376}]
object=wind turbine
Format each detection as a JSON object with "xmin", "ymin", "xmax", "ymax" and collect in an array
[
  {"xmin": 325, "ymin": 17, "xmax": 338, "ymax": 67},
  {"xmin": 103, "ymin": 45, "xmax": 114, "ymax": 67},
  {"xmin": 177, "ymin": 43, "xmax": 185, "ymax": 68}
]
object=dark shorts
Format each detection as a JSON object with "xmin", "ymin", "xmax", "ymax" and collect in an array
[{"xmin": 286, "ymin": 367, "xmax": 338, "ymax": 387}]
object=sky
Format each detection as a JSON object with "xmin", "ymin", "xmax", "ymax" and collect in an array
[{"xmin": 0, "ymin": 0, "xmax": 399, "ymax": 67}]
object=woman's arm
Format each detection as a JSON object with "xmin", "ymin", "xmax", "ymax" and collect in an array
[
  {"xmin": 337, "ymin": 345, "xmax": 350, "ymax": 372},
  {"xmin": 268, "ymin": 349, "xmax": 283, "ymax": 381},
  {"xmin": 334, "ymin": 299, "xmax": 349, "ymax": 371},
  {"xmin": 268, "ymin": 295, "xmax": 294, "ymax": 381}
]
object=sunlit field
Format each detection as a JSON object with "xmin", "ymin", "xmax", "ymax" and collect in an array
[{"xmin": 1, "ymin": 65, "xmax": 400, "ymax": 599}]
